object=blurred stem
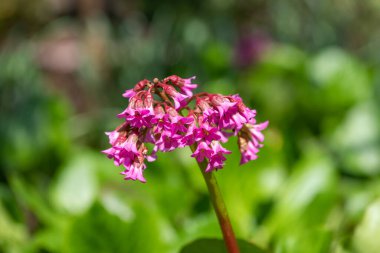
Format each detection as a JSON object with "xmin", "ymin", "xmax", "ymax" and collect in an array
[{"xmin": 190, "ymin": 145, "xmax": 240, "ymax": 253}]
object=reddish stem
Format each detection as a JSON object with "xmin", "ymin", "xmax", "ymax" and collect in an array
[{"xmin": 190, "ymin": 145, "xmax": 240, "ymax": 253}]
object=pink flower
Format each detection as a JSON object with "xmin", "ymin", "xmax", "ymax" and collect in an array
[
  {"xmin": 102, "ymin": 132, "xmax": 139, "ymax": 166},
  {"xmin": 103, "ymin": 75, "xmax": 268, "ymax": 182},
  {"xmin": 205, "ymin": 142, "xmax": 232, "ymax": 172},
  {"xmin": 118, "ymin": 91, "xmax": 155, "ymax": 128},
  {"xmin": 118, "ymin": 107, "xmax": 154, "ymax": 128},
  {"xmin": 122, "ymin": 89, "xmax": 136, "ymax": 98},
  {"xmin": 239, "ymin": 141, "xmax": 260, "ymax": 165},
  {"xmin": 180, "ymin": 116, "xmax": 198, "ymax": 147},
  {"xmin": 195, "ymin": 122, "xmax": 222, "ymax": 144},
  {"xmin": 164, "ymin": 75, "xmax": 198, "ymax": 96},
  {"xmin": 210, "ymin": 95, "xmax": 238, "ymax": 119},
  {"xmin": 121, "ymin": 157, "xmax": 147, "ymax": 182},
  {"xmin": 248, "ymin": 121, "xmax": 268, "ymax": 144},
  {"xmin": 122, "ymin": 79, "xmax": 150, "ymax": 98},
  {"xmin": 152, "ymin": 105, "xmax": 170, "ymax": 133},
  {"xmin": 163, "ymin": 85, "xmax": 189, "ymax": 109},
  {"xmin": 197, "ymin": 98, "xmax": 219, "ymax": 124},
  {"xmin": 156, "ymin": 131, "xmax": 183, "ymax": 152},
  {"xmin": 232, "ymin": 94, "xmax": 257, "ymax": 123},
  {"xmin": 191, "ymin": 141, "xmax": 213, "ymax": 162},
  {"xmin": 165, "ymin": 106, "xmax": 194, "ymax": 134},
  {"xmin": 180, "ymin": 76, "xmax": 198, "ymax": 96},
  {"xmin": 105, "ymin": 130, "xmax": 122, "ymax": 146},
  {"xmin": 238, "ymin": 121, "xmax": 269, "ymax": 165}
]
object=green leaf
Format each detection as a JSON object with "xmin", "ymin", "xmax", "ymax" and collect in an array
[
  {"xmin": 64, "ymin": 202, "xmax": 168, "ymax": 253},
  {"xmin": 180, "ymin": 238, "xmax": 268, "ymax": 253},
  {"xmin": 50, "ymin": 153, "xmax": 99, "ymax": 214},
  {"xmin": 353, "ymin": 198, "xmax": 380, "ymax": 253},
  {"xmin": 64, "ymin": 202, "xmax": 131, "ymax": 253},
  {"xmin": 0, "ymin": 202, "xmax": 28, "ymax": 252},
  {"xmin": 329, "ymin": 101, "xmax": 380, "ymax": 176}
]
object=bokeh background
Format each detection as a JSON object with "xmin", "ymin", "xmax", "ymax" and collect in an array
[{"xmin": 1, "ymin": 0, "xmax": 380, "ymax": 252}]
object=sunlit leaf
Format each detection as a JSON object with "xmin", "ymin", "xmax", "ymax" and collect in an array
[
  {"xmin": 353, "ymin": 198, "xmax": 380, "ymax": 253},
  {"xmin": 50, "ymin": 153, "xmax": 98, "ymax": 214},
  {"xmin": 180, "ymin": 238, "xmax": 268, "ymax": 253}
]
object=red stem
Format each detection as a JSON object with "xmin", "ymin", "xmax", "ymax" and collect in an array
[{"xmin": 190, "ymin": 145, "xmax": 240, "ymax": 253}]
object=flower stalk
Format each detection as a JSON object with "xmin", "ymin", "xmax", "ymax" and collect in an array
[{"xmin": 191, "ymin": 144, "xmax": 240, "ymax": 253}]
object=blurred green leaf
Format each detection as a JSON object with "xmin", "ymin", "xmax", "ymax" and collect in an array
[
  {"xmin": 353, "ymin": 198, "xmax": 380, "ymax": 253},
  {"xmin": 329, "ymin": 101, "xmax": 380, "ymax": 176},
  {"xmin": 202, "ymin": 42, "xmax": 231, "ymax": 74},
  {"xmin": 180, "ymin": 238, "xmax": 268, "ymax": 253},
  {"xmin": 64, "ymin": 202, "xmax": 131, "ymax": 253},
  {"xmin": 262, "ymin": 45, "xmax": 306, "ymax": 71},
  {"xmin": 269, "ymin": 144, "xmax": 337, "ymax": 229},
  {"xmin": 50, "ymin": 152, "xmax": 99, "ymax": 215},
  {"xmin": 0, "ymin": 202, "xmax": 28, "ymax": 253},
  {"xmin": 64, "ymin": 202, "xmax": 168, "ymax": 253},
  {"xmin": 274, "ymin": 228, "xmax": 333, "ymax": 253},
  {"xmin": 308, "ymin": 48, "xmax": 370, "ymax": 108},
  {"xmin": 9, "ymin": 177, "xmax": 57, "ymax": 225}
]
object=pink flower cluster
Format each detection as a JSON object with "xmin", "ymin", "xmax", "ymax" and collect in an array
[{"xmin": 103, "ymin": 76, "xmax": 268, "ymax": 182}]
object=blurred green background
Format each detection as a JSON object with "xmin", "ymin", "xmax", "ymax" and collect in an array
[{"xmin": 1, "ymin": 0, "xmax": 380, "ymax": 252}]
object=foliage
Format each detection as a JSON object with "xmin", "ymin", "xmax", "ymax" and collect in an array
[
  {"xmin": 180, "ymin": 238, "xmax": 267, "ymax": 253},
  {"xmin": 1, "ymin": 1, "xmax": 380, "ymax": 252}
]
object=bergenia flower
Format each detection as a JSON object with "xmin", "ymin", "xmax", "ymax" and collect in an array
[
  {"xmin": 122, "ymin": 79, "xmax": 150, "ymax": 98},
  {"xmin": 238, "ymin": 121, "xmax": 269, "ymax": 165},
  {"xmin": 163, "ymin": 85, "xmax": 189, "ymax": 109},
  {"xmin": 164, "ymin": 75, "xmax": 198, "ymax": 96},
  {"xmin": 121, "ymin": 155, "xmax": 147, "ymax": 182},
  {"xmin": 103, "ymin": 76, "xmax": 268, "ymax": 182},
  {"xmin": 191, "ymin": 141, "xmax": 213, "ymax": 162},
  {"xmin": 118, "ymin": 90, "xmax": 155, "ymax": 128},
  {"xmin": 195, "ymin": 122, "xmax": 222, "ymax": 144},
  {"xmin": 206, "ymin": 141, "xmax": 232, "ymax": 172}
]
